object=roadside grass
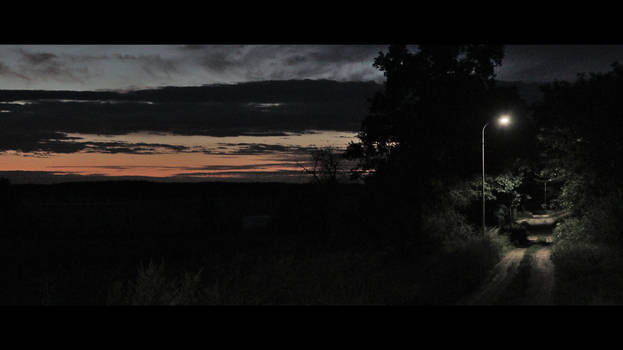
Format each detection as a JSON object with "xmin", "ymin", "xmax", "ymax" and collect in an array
[
  {"xmin": 107, "ymin": 227, "xmax": 514, "ymax": 305},
  {"xmin": 108, "ymin": 250, "xmax": 423, "ymax": 305},
  {"xmin": 549, "ymin": 213, "xmax": 623, "ymax": 305},
  {"xmin": 107, "ymin": 260, "xmax": 205, "ymax": 305},
  {"xmin": 487, "ymin": 227, "xmax": 515, "ymax": 255},
  {"xmin": 3, "ymin": 182, "xmax": 520, "ymax": 305},
  {"xmin": 552, "ymin": 241, "xmax": 623, "ymax": 304}
]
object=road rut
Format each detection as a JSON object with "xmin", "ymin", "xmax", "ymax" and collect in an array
[
  {"xmin": 521, "ymin": 248, "xmax": 554, "ymax": 305},
  {"xmin": 459, "ymin": 248, "xmax": 527, "ymax": 305}
]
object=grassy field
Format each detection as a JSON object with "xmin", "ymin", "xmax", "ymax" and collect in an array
[{"xmin": 0, "ymin": 181, "xmax": 511, "ymax": 305}]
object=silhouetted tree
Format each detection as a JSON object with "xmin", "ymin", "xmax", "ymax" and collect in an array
[
  {"xmin": 302, "ymin": 147, "xmax": 343, "ymax": 185},
  {"xmin": 487, "ymin": 168, "xmax": 530, "ymax": 224},
  {"xmin": 347, "ymin": 45, "xmax": 506, "ymax": 178},
  {"xmin": 535, "ymin": 63, "xmax": 623, "ymax": 207},
  {"xmin": 346, "ymin": 45, "xmax": 525, "ymax": 244},
  {"xmin": 534, "ymin": 62, "xmax": 623, "ymax": 244}
]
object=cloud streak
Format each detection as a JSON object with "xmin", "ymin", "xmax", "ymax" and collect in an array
[
  {"xmin": 0, "ymin": 45, "xmax": 385, "ymax": 90},
  {"xmin": 0, "ymin": 61, "xmax": 30, "ymax": 81},
  {"xmin": 3, "ymin": 45, "xmax": 623, "ymax": 90},
  {"xmin": 17, "ymin": 49, "xmax": 90, "ymax": 84},
  {"xmin": 188, "ymin": 45, "xmax": 385, "ymax": 82},
  {"xmin": 496, "ymin": 45, "xmax": 623, "ymax": 82}
]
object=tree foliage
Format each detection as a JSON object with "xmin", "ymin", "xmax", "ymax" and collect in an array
[
  {"xmin": 302, "ymin": 147, "xmax": 343, "ymax": 185},
  {"xmin": 345, "ymin": 45, "xmax": 532, "ymax": 239},
  {"xmin": 535, "ymin": 63, "xmax": 623, "ymax": 211},
  {"xmin": 346, "ymin": 45, "xmax": 511, "ymax": 182},
  {"xmin": 535, "ymin": 62, "xmax": 623, "ymax": 244}
]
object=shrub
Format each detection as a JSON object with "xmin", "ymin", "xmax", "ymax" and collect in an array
[
  {"xmin": 552, "ymin": 217, "xmax": 585, "ymax": 247},
  {"xmin": 551, "ymin": 241, "xmax": 623, "ymax": 304},
  {"xmin": 416, "ymin": 233, "xmax": 508, "ymax": 304},
  {"xmin": 552, "ymin": 211, "xmax": 623, "ymax": 304},
  {"xmin": 421, "ymin": 206, "xmax": 475, "ymax": 246},
  {"xmin": 108, "ymin": 260, "xmax": 205, "ymax": 305}
]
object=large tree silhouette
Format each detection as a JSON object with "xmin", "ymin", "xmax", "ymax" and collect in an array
[
  {"xmin": 534, "ymin": 63, "xmax": 623, "ymax": 244},
  {"xmin": 347, "ymin": 45, "xmax": 510, "ymax": 178},
  {"xmin": 347, "ymin": 45, "xmax": 527, "ymax": 243}
]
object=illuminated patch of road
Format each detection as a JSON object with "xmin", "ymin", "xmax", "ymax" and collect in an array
[
  {"xmin": 522, "ymin": 248, "xmax": 554, "ymax": 305},
  {"xmin": 459, "ymin": 248, "xmax": 527, "ymax": 305}
]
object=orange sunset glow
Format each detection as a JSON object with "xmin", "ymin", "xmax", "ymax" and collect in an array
[{"xmin": 0, "ymin": 130, "xmax": 357, "ymax": 181}]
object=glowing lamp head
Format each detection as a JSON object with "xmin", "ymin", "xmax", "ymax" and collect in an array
[{"xmin": 498, "ymin": 115, "xmax": 511, "ymax": 126}]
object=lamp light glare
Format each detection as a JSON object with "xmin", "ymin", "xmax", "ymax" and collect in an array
[{"xmin": 498, "ymin": 115, "xmax": 510, "ymax": 126}]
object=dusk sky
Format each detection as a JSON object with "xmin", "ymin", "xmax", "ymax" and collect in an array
[
  {"xmin": 2, "ymin": 44, "xmax": 623, "ymax": 183},
  {"xmin": 2, "ymin": 45, "xmax": 623, "ymax": 90}
]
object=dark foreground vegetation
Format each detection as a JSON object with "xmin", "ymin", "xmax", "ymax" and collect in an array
[
  {"xmin": 0, "ymin": 180, "xmax": 513, "ymax": 305},
  {"xmin": 536, "ymin": 64, "xmax": 623, "ymax": 304}
]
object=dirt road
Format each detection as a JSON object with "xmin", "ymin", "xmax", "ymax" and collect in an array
[
  {"xmin": 459, "ymin": 245, "xmax": 555, "ymax": 305},
  {"xmin": 521, "ymin": 248, "xmax": 554, "ymax": 305},
  {"xmin": 459, "ymin": 248, "xmax": 527, "ymax": 305}
]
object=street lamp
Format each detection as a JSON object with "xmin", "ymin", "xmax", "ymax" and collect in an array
[{"xmin": 482, "ymin": 114, "xmax": 511, "ymax": 235}]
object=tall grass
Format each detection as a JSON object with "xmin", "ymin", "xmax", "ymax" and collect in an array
[
  {"xmin": 107, "ymin": 260, "xmax": 205, "ymax": 305},
  {"xmin": 551, "ymin": 215, "xmax": 623, "ymax": 304},
  {"xmin": 107, "ymin": 225, "xmax": 512, "ymax": 305}
]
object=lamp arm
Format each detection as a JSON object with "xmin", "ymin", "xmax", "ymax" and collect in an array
[{"xmin": 482, "ymin": 122, "xmax": 489, "ymax": 138}]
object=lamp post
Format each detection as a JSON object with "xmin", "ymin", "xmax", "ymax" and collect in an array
[{"xmin": 482, "ymin": 115, "xmax": 510, "ymax": 236}]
